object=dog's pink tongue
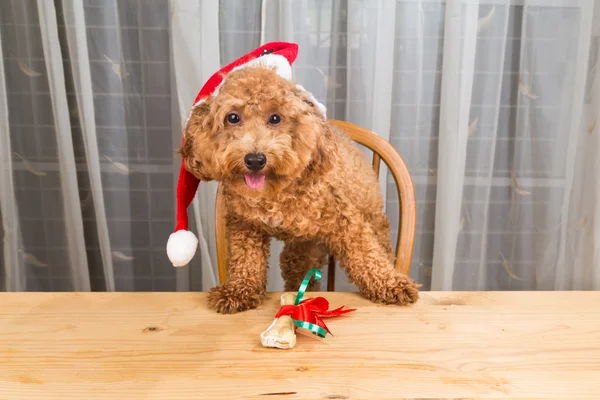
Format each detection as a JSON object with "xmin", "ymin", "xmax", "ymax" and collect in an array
[{"xmin": 244, "ymin": 173, "xmax": 266, "ymax": 189}]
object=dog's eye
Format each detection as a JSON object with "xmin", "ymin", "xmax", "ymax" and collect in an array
[
  {"xmin": 268, "ymin": 114, "xmax": 281, "ymax": 125},
  {"xmin": 226, "ymin": 113, "xmax": 241, "ymax": 125}
]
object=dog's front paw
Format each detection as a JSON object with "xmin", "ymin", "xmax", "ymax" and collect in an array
[
  {"xmin": 364, "ymin": 275, "xmax": 421, "ymax": 306},
  {"xmin": 390, "ymin": 275, "xmax": 420, "ymax": 305},
  {"xmin": 208, "ymin": 283, "xmax": 265, "ymax": 314}
]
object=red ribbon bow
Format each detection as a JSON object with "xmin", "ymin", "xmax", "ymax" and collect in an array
[{"xmin": 276, "ymin": 297, "xmax": 356, "ymax": 336}]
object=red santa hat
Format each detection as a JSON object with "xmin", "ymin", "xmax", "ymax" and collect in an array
[{"xmin": 167, "ymin": 42, "xmax": 327, "ymax": 267}]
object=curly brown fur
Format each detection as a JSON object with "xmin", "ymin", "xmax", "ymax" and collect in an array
[
  {"xmin": 207, "ymin": 214, "xmax": 270, "ymax": 313},
  {"xmin": 181, "ymin": 66, "xmax": 419, "ymax": 313},
  {"xmin": 280, "ymin": 240, "xmax": 328, "ymax": 292}
]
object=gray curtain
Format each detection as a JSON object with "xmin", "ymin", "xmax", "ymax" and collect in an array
[{"xmin": 1, "ymin": 0, "xmax": 599, "ymax": 292}]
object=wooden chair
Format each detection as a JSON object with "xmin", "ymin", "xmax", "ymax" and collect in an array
[{"xmin": 214, "ymin": 119, "xmax": 416, "ymax": 290}]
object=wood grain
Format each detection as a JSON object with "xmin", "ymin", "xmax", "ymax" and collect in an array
[
  {"xmin": 1, "ymin": 292, "xmax": 599, "ymax": 399},
  {"xmin": 215, "ymin": 182, "xmax": 228, "ymax": 283}
]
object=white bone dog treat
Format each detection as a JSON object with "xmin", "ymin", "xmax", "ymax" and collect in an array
[{"xmin": 260, "ymin": 293, "xmax": 297, "ymax": 349}]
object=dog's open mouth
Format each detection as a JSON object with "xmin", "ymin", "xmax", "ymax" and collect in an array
[{"xmin": 244, "ymin": 173, "xmax": 266, "ymax": 189}]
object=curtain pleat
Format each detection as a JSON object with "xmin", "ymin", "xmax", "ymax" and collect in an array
[
  {"xmin": 0, "ymin": 25, "xmax": 25, "ymax": 291},
  {"xmin": 431, "ymin": 0, "xmax": 479, "ymax": 290},
  {"xmin": 362, "ymin": 0, "xmax": 397, "ymax": 206},
  {"xmin": 475, "ymin": 2, "xmax": 511, "ymax": 289},
  {"xmin": 554, "ymin": 0, "xmax": 595, "ymax": 289},
  {"xmin": 60, "ymin": 0, "xmax": 115, "ymax": 291},
  {"xmin": 36, "ymin": 0, "xmax": 91, "ymax": 291}
]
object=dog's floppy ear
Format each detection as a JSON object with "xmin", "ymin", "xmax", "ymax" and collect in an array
[
  {"xmin": 308, "ymin": 120, "xmax": 337, "ymax": 176},
  {"xmin": 293, "ymin": 84, "xmax": 327, "ymax": 120},
  {"xmin": 178, "ymin": 102, "xmax": 213, "ymax": 181},
  {"xmin": 291, "ymin": 85, "xmax": 335, "ymax": 175}
]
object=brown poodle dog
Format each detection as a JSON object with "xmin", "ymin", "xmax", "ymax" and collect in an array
[{"xmin": 179, "ymin": 66, "xmax": 420, "ymax": 314}]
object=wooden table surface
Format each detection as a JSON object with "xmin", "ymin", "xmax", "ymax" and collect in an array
[{"xmin": 1, "ymin": 291, "xmax": 599, "ymax": 399}]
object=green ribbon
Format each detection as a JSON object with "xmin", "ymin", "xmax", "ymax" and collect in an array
[
  {"xmin": 291, "ymin": 268, "xmax": 328, "ymax": 338},
  {"xmin": 293, "ymin": 320, "xmax": 328, "ymax": 338},
  {"xmin": 294, "ymin": 268, "xmax": 321, "ymax": 305}
]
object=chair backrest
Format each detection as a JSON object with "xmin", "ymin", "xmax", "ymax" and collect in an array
[{"xmin": 214, "ymin": 120, "xmax": 416, "ymax": 289}]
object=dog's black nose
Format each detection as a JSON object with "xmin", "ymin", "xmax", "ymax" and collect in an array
[{"xmin": 244, "ymin": 153, "xmax": 267, "ymax": 171}]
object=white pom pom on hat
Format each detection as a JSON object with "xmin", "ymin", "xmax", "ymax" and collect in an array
[
  {"xmin": 167, "ymin": 230, "xmax": 198, "ymax": 267},
  {"xmin": 167, "ymin": 42, "xmax": 327, "ymax": 267}
]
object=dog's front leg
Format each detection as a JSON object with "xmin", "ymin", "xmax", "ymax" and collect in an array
[
  {"xmin": 208, "ymin": 220, "xmax": 270, "ymax": 314},
  {"xmin": 325, "ymin": 221, "xmax": 420, "ymax": 305}
]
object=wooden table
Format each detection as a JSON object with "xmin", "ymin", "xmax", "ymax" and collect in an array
[{"xmin": 1, "ymin": 291, "xmax": 599, "ymax": 399}]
